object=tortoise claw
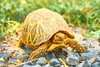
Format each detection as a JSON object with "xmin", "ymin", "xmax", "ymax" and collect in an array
[{"xmin": 30, "ymin": 49, "xmax": 47, "ymax": 60}]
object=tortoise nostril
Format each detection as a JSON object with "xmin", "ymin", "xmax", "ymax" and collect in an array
[
  {"xmin": 56, "ymin": 35, "xmax": 58, "ymax": 37},
  {"xmin": 60, "ymin": 37, "xmax": 64, "ymax": 41}
]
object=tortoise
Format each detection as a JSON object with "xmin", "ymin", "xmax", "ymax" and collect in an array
[{"xmin": 17, "ymin": 8, "xmax": 86, "ymax": 60}]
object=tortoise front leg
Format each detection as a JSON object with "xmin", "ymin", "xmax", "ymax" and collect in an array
[
  {"xmin": 30, "ymin": 41, "xmax": 51, "ymax": 60},
  {"xmin": 64, "ymin": 38, "xmax": 86, "ymax": 53}
]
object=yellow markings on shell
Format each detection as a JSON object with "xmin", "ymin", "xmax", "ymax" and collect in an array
[
  {"xmin": 35, "ymin": 24, "xmax": 40, "ymax": 43},
  {"xmin": 27, "ymin": 22, "xmax": 31, "ymax": 45},
  {"xmin": 31, "ymin": 23, "xmax": 37, "ymax": 44},
  {"xmin": 38, "ymin": 16, "xmax": 48, "ymax": 42},
  {"xmin": 25, "ymin": 22, "xmax": 36, "ymax": 45},
  {"xmin": 24, "ymin": 22, "xmax": 30, "ymax": 45},
  {"xmin": 32, "ymin": 16, "xmax": 42, "ymax": 45}
]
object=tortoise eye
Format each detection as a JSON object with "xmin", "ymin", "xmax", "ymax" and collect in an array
[{"xmin": 56, "ymin": 35, "xmax": 59, "ymax": 37}]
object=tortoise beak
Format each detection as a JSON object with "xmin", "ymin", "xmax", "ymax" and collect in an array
[{"xmin": 59, "ymin": 37, "xmax": 65, "ymax": 41}]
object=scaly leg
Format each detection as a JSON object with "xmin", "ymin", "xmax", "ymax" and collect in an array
[
  {"xmin": 30, "ymin": 41, "xmax": 51, "ymax": 60},
  {"xmin": 17, "ymin": 39, "xmax": 25, "ymax": 47},
  {"xmin": 47, "ymin": 43, "xmax": 68, "ymax": 52},
  {"xmin": 26, "ymin": 43, "xmax": 40, "ymax": 50},
  {"xmin": 64, "ymin": 38, "xmax": 86, "ymax": 53}
]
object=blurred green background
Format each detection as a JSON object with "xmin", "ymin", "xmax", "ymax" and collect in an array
[{"xmin": 0, "ymin": 0, "xmax": 100, "ymax": 40}]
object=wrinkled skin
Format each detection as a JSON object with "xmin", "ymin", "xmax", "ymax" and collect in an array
[{"xmin": 18, "ymin": 32, "xmax": 86, "ymax": 60}]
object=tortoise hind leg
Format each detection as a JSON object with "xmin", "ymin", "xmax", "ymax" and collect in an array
[
  {"xmin": 64, "ymin": 38, "xmax": 86, "ymax": 53},
  {"xmin": 30, "ymin": 41, "xmax": 51, "ymax": 60},
  {"xmin": 17, "ymin": 39, "xmax": 25, "ymax": 47}
]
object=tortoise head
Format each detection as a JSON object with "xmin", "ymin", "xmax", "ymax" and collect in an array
[{"xmin": 51, "ymin": 32, "xmax": 68, "ymax": 44}]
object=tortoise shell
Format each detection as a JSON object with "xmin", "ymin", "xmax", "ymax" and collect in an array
[{"xmin": 21, "ymin": 8, "xmax": 74, "ymax": 46}]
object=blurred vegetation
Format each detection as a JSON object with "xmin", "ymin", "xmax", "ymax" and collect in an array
[{"xmin": 0, "ymin": 0, "xmax": 100, "ymax": 40}]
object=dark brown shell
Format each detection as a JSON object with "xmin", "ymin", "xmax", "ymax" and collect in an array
[{"xmin": 21, "ymin": 8, "xmax": 74, "ymax": 45}]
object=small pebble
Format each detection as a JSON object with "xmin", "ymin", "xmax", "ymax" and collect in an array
[
  {"xmin": 45, "ymin": 52, "xmax": 55, "ymax": 59},
  {"xmin": 37, "ymin": 57, "xmax": 46, "ymax": 65},
  {"xmin": 0, "ymin": 53, "xmax": 9, "ymax": 60},
  {"xmin": 95, "ymin": 56, "xmax": 100, "ymax": 62},
  {"xmin": 54, "ymin": 64, "xmax": 61, "ymax": 67},
  {"xmin": 17, "ymin": 49, "xmax": 27, "ymax": 57},
  {"xmin": 95, "ymin": 50, "xmax": 100, "ymax": 55},
  {"xmin": 6, "ymin": 47, "xmax": 20, "ymax": 52},
  {"xmin": 24, "ymin": 47, "xmax": 33, "ymax": 54},
  {"xmin": 8, "ymin": 64, "xmax": 16, "ymax": 67},
  {"xmin": 76, "ymin": 63, "xmax": 84, "ymax": 67},
  {"xmin": 92, "ymin": 62, "xmax": 100, "ymax": 67},
  {"xmin": 72, "ymin": 53, "xmax": 81, "ymax": 61},
  {"xmin": 42, "ymin": 64, "xmax": 53, "ymax": 67},
  {"xmin": 60, "ymin": 65, "xmax": 64, "ymax": 67},
  {"xmin": 53, "ymin": 49, "xmax": 67, "ymax": 58},
  {"xmin": 81, "ymin": 53, "xmax": 96, "ymax": 60},
  {"xmin": 18, "ymin": 55, "xmax": 28, "ymax": 60},
  {"xmin": 27, "ymin": 59, "xmax": 37, "ymax": 65},
  {"xmin": 23, "ymin": 64, "xmax": 41, "ymax": 67},
  {"xmin": 50, "ymin": 58, "xmax": 61, "ymax": 66},
  {"xmin": 0, "ymin": 45, "xmax": 4, "ymax": 49},
  {"xmin": 69, "ymin": 65, "xmax": 74, "ymax": 67},
  {"xmin": 83, "ymin": 60, "xmax": 92, "ymax": 67},
  {"xmin": 32, "ymin": 64, "xmax": 41, "ymax": 67},
  {"xmin": 7, "ymin": 64, "xmax": 16, "ymax": 67},
  {"xmin": 23, "ymin": 64, "xmax": 33, "ymax": 67},
  {"xmin": 8, "ymin": 58, "xmax": 18, "ymax": 64},
  {"xmin": 66, "ymin": 55, "xmax": 79, "ymax": 65},
  {"xmin": 0, "ymin": 61, "xmax": 7, "ymax": 67},
  {"xmin": 87, "ymin": 48, "xmax": 95, "ymax": 53},
  {"xmin": 0, "ymin": 58, "xmax": 5, "ymax": 62},
  {"xmin": 62, "ymin": 48, "xmax": 69, "ymax": 53}
]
